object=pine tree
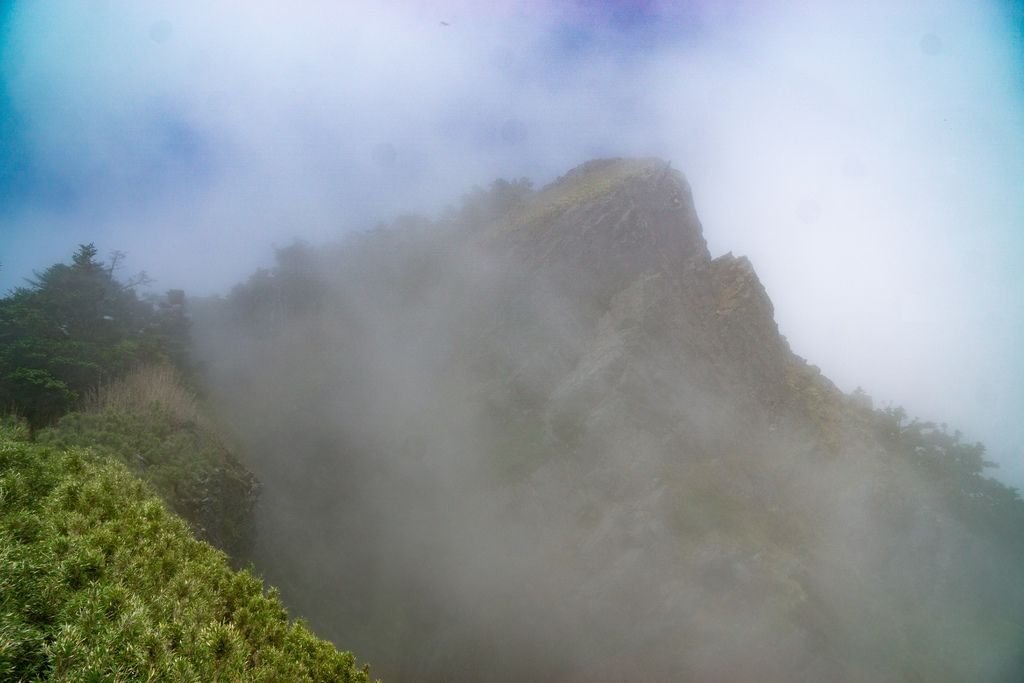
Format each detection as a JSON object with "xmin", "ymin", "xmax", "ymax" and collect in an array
[{"xmin": 0, "ymin": 245, "xmax": 184, "ymax": 432}]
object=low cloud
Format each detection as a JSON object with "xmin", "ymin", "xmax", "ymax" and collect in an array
[{"xmin": 1, "ymin": 0, "xmax": 1021, "ymax": 481}]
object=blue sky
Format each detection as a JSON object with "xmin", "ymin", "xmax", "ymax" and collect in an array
[{"xmin": 1, "ymin": 0, "xmax": 1023, "ymax": 486}]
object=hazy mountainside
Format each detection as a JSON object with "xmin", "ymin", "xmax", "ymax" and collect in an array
[{"xmin": 194, "ymin": 158, "xmax": 1024, "ymax": 681}]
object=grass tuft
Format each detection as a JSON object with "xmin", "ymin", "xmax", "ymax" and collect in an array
[{"xmin": 84, "ymin": 365, "xmax": 205, "ymax": 428}]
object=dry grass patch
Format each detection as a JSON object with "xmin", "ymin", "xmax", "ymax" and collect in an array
[{"xmin": 85, "ymin": 365, "xmax": 205, "ymax": 427}]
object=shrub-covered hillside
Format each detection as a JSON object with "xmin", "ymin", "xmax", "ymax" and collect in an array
[
  {"xmin": 0, "ymin": 421, "xmax": 372, "ymax": 682},
  {"xmin": 39, "ymin": 365, "xmax": 260, "ymax": 557},
  {"xmin": 1, "ymin": 247, "xmax": 260, "ymax": 556}
]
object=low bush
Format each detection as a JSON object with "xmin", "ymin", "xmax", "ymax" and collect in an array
[
  {"xmin": 0, "ymin": 423, "xmax": 372, "ymax": 682},
  {"xmin": 39, "ymin": 366, "xmax": 259, "ymax": 557}
]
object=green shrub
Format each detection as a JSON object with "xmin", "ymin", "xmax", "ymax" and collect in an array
[
  {"xmin": 39, "ymin": 405, "xmax": 259, "ymax": 558},
  {"xmin": 0, "ymin": 423, "xmax": 372, "ymax": 682}
]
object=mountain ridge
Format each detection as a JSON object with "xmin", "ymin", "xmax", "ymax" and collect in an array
[{"xmin": 193, "ymin": 156, "xmax": 1024, "ymax": 682}]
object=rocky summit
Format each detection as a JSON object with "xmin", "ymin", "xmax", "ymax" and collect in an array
[{"xmin": 195, "ymin": 158, "xmax": 1024, "ymax": 682}]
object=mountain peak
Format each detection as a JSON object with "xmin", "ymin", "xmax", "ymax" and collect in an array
[{"xmin": 491, "ymin": 157, "xmax": 711, "ymax": 311}]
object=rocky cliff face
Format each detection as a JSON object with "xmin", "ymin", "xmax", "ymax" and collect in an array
[
  {"xmin": 491, "ymin": 159, "xmax": 708, "ymax": 301},
  {"xmin": 477, "ymin": 158, "xmax": 839, "ymax": 455},
  {"xmin": 194, "ymin": 158, "xmax": 1024, "ymax": 682}
]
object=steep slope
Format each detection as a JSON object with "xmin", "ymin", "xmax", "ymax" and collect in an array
[
  {"xmin": 0, "ymin": 422, "xmax": 371, "ymax": 682},
  {"xmin": 194, "ymin": 158, "xmax": 1024, "ymax": 682}
]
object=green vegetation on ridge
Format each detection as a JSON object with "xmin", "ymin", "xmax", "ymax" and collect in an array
[
  {"xmin": 1, "ymin": 247, "xmax": 260, "ymax": 555},
  {"xmin": 0, "ymin": 246, "xmax": 373, "ymax": 679},
  {"xmin": 38, "ymin": 373, "xmax": 260, "ymax": 556},
  {"xmin": 0, "ymin": 422, "xmax": 371, "ymax": 682}
]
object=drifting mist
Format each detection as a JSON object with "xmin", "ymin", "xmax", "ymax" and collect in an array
[
  {"xmin": 2, "ymin": 1, "xmax": 1021, "ymax": 485},
  {"xmin": 2, "ymin": 3, "xmax": 1023, "ymax": 679},
  {"xmin": 186, "ymin": 162, "xmax": 1023, "ymax": 679}
]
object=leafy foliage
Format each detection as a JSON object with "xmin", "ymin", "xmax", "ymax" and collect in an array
[
  {"xmin": 0, "ymin": 423, "xmax": 372, "ymax": 682},
  {"xmin": 0, "ymin": 245, "xmax": 188, "ymax": 431}
]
